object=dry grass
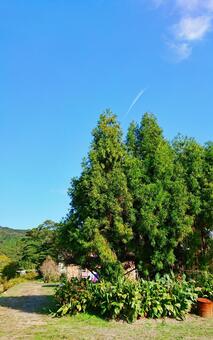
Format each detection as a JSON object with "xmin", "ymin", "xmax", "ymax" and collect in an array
[{"xmin": 0, "ymin": 282, "xmax": 212, "ymax": 340}]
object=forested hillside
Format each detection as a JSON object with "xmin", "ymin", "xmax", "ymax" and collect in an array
[{"xmin": 0, "ymin": 226, "xmax": 26, "ymax": 261}]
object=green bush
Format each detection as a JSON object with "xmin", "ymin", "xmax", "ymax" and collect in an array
[
  {"xmin": 1, "ymin": 277, "xmax": 26, "ymax": 292},
  {"xmin": 55, "ymin": 277, "xmax": 141, "ymax": 322},
  {"xmin": 140, "ymin": 273, "xmax": 197, "ymax": 319},
  {"xmin": 22, "ymin": 271, "xmax": 38, "ymax": 280},
  {"xmin": 0, "ymin": 254, "xmax": 11, "ymax": 272},
  {"xmin": 2, "ymin": 262, "xmax": 19, "ymax": 280},
  {"xmin": 55, "ymin": 278, "xmax": 93, "ymax": 316},
  {"xmin": 186, "ymin": 271, "xmax": 213, "ymax": 300},
  {"xmin": 90, "ymin": 278, "xmax": 141, "ymax": 322},
  {"xmin": 0, "ymin": 270, "xmax": 39, "ymax": 294},
  {"xmin": 54, "ymin": 274, "xmax": 198, "ymax": 322}
]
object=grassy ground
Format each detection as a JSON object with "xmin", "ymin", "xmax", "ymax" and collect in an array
[
  {"xmin": 0, "ymin": 282, "xmax": 213, "ymax": 339},
  {"xmin": 31, "ymin": 313, "xmax": 213, "ymax": 340}
]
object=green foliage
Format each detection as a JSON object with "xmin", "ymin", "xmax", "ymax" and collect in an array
[
  {"xmin": 0, "ymin": 254, "xmax": 11, "ymax": 272},
  {"xmin": 0, "ymin": 226, "xmax": 25, "ymax": 261},
  {"xmin": 90, "ymin": 278, "xmax": 142, "ymax": 322},
  {"xmin": 1, "ymin": 276, "xmax": 26, "ymax": 292},
  {"xmin": 59, "ymin": 111, "xmax": 134, "ymax": 280},
  {"xmin": 22, "ymin": 271, "xmax": 38, "ymax": 280},
  {"xmin": 55, "ymin": 278, "xmax": 93, "ymax": 316},
  {"xmin": 126, "ymin": 114, "xmax": 192, "ymax": 276},
  {"xmin": 55, "ymin": 277, "xmax": 142, "ymax": 323},
  {"xmin": 58, "ymin": 110, "xmax": 212, "ymax": 278},
  {"xmin": 19, "ymin": 220, "xmax": 59, "ymax": 269},
  {"xmin": 0, "ymin": 272, "xmax": 38, "ymax": 293},
  {"xmin": 186, "ymin": 270, "xmax": 213, "ymax": 300},
  {"xmin": 173, "ymin": 137, "xmax": 213, "ymax": 271},
  {"xmin": 140, "ymin": 274, "xmax": 197, "ymax": 319},
  {"xmin": 2, "ymin": 262, "xmax": 19, "ymax": 280},
  {"xmin": 55, "ymin": 274, "xmax": 197, "ymax": 322}
]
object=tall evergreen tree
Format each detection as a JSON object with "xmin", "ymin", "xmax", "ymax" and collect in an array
[
  {"xmin": 126, "ymin": 113, "xmax": 192, "ymax": 277},
  {"xmin": 60, "ymin": 111, "xmax": 135, "ymax": 279},
  {"xmin": 173, "ymin": 137, "xmax": 213, "ymax": 270},
  {"xmin": 202, "ymin": 142, "xmax": 213, "ymax": 270}
]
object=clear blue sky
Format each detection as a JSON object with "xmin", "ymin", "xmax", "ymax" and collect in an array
[{"xmin": 0, "ymin": 0, "xmax": 212, "ymax": 229}]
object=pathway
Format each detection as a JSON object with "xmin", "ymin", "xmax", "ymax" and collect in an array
[{"xmin": 0, "ymin": 282, "xmax": 54, "ymax": 339}]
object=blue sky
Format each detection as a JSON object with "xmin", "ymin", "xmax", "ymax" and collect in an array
[{"xmin": 0, "ymin": 0, "xmax": 212, "ymax": 229}]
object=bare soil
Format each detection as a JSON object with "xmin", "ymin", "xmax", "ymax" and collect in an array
[{"xmin": 0, "ymin": 282, "xmax": 54, "ymax": 339}]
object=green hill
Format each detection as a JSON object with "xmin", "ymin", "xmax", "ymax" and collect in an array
[{"xmin": 0, "ymin": 226, "xmax": 26, "ymax": 261}]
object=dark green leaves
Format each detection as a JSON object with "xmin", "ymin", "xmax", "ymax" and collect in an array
[{"xmin": 60, "ymin": 110, "xmax": 212, "ymax": 279}]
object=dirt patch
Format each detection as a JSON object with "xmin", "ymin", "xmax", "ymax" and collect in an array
[{"xmin": 0, "ymin": 282, "xmax": 54, "ymax": 339}]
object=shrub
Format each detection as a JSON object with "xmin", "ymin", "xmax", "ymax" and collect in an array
[
  {"xmin": 93, "ymin": 278, "xmax": 142, "ymax": 322},
  {"xmin": 23, "ymin": 271, "xmax": 38, "ymax": 280},
  {"xmin": 54, "ymin": 274, "xmax": 197, "ymax": 322},
  {"xmin": 55, "ymin": 277, "xmax": 141, "ymax": 322},
  {"xmin": 140, "ymin": 273, "xmax": 197, "ymax": 319},
  {"xmin": 2, "ymin": 262, "xmax": 19, "ymax": 280},
  {"xmin": 0, "ymin": 254, "xmax": 11, "ymax": 273},
  {"xmin": 55, "ymin": 278, "xmax": 93, "ymax": 316},
  {"xmin": 40, "ymin": 256, "xmax": 60, "ymax": 283},
  {"xmin": 186, "ymin": 271, "xmax": 213, "ymax": 300},
  {"xmin": 2, "ymin": 277, "xmax": 26, "ymax": 291},
  {"xmin": 0, "ymin": 272, "xmax": 38, "ymax": 294}
]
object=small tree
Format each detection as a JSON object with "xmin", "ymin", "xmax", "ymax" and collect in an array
[{"xmin": 40, "ymin": 256, "xmax": 59, "ymax": 282}]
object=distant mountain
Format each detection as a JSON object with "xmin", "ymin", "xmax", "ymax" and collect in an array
[
  {"xmin": 0, "ymin": 226, "xmax": 26, "ymax": 236},
  {"xmin": 0, "ymin": 226, "xmax": 26, "ymax": 260}
]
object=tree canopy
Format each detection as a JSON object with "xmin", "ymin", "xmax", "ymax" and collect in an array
[
  {"xmin": 19, "ymin": 220, "xmax": 59, "ymax": 269},
  {"xmin": 56, "ymin": 111, "xmax": 213, "ymax": 279}
]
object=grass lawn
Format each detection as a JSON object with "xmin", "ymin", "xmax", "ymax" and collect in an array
[
  {"xmin": 30, "ymin": 313, "xmax": 213, "ymax": 340},
  {"xmin": 0, "ymin": 282, "xmax": 212, "ymax": 339}
]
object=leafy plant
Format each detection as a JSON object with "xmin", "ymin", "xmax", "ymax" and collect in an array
[
  {"xmin": 55, "ymin": 278, "xmax": 92, "ymax": 316},
  {"xmin": 55, "ymin": 277, "xmax": 141, "ymax": 322},
  {"xmin": 90, "ymin": 278, "xmax": 142, "ymax": 322},
  {"xmin": 186, "ymin": 270, "xmax": 213, "ymax": 300},
  {"xmin": 54, "ymin": 274, "xmax": 197, "ymax": 322},
  {"xmin": 140, "ymin": 273, "xmax": 197, "ymax": 319}
]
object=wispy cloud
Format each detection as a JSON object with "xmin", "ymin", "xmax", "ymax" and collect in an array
[
  {"xmin": 173, "ymin": 15, "xmax": 211, "ymax": 41},
  {"xmin": 152, "ymin": 0, "xmax": 167, "ymax": 8},
  {"xmin": 176, "ymin": 0, "xmax": 213, "ymax": 13},
  {"xmin": 168, "ymin": 41, "xmax": 192, "ymax": 61},
  {"xmin": 152, "ymin": 0, "xmax": 213, "ymax": 60}
]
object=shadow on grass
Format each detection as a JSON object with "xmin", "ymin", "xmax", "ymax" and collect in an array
[{"xmin": 0, "ymin": 295, "xmax": 58, "ymax": 315}]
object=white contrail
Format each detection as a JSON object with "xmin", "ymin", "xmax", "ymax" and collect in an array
[{"xmin": 124, "ymin": 88, "xmax": 146, "ymax": 118}]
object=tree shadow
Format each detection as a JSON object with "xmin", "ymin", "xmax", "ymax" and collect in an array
[{"xmin": 0, "ymin": 295, "xmax": 57, "ymax": 315}]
